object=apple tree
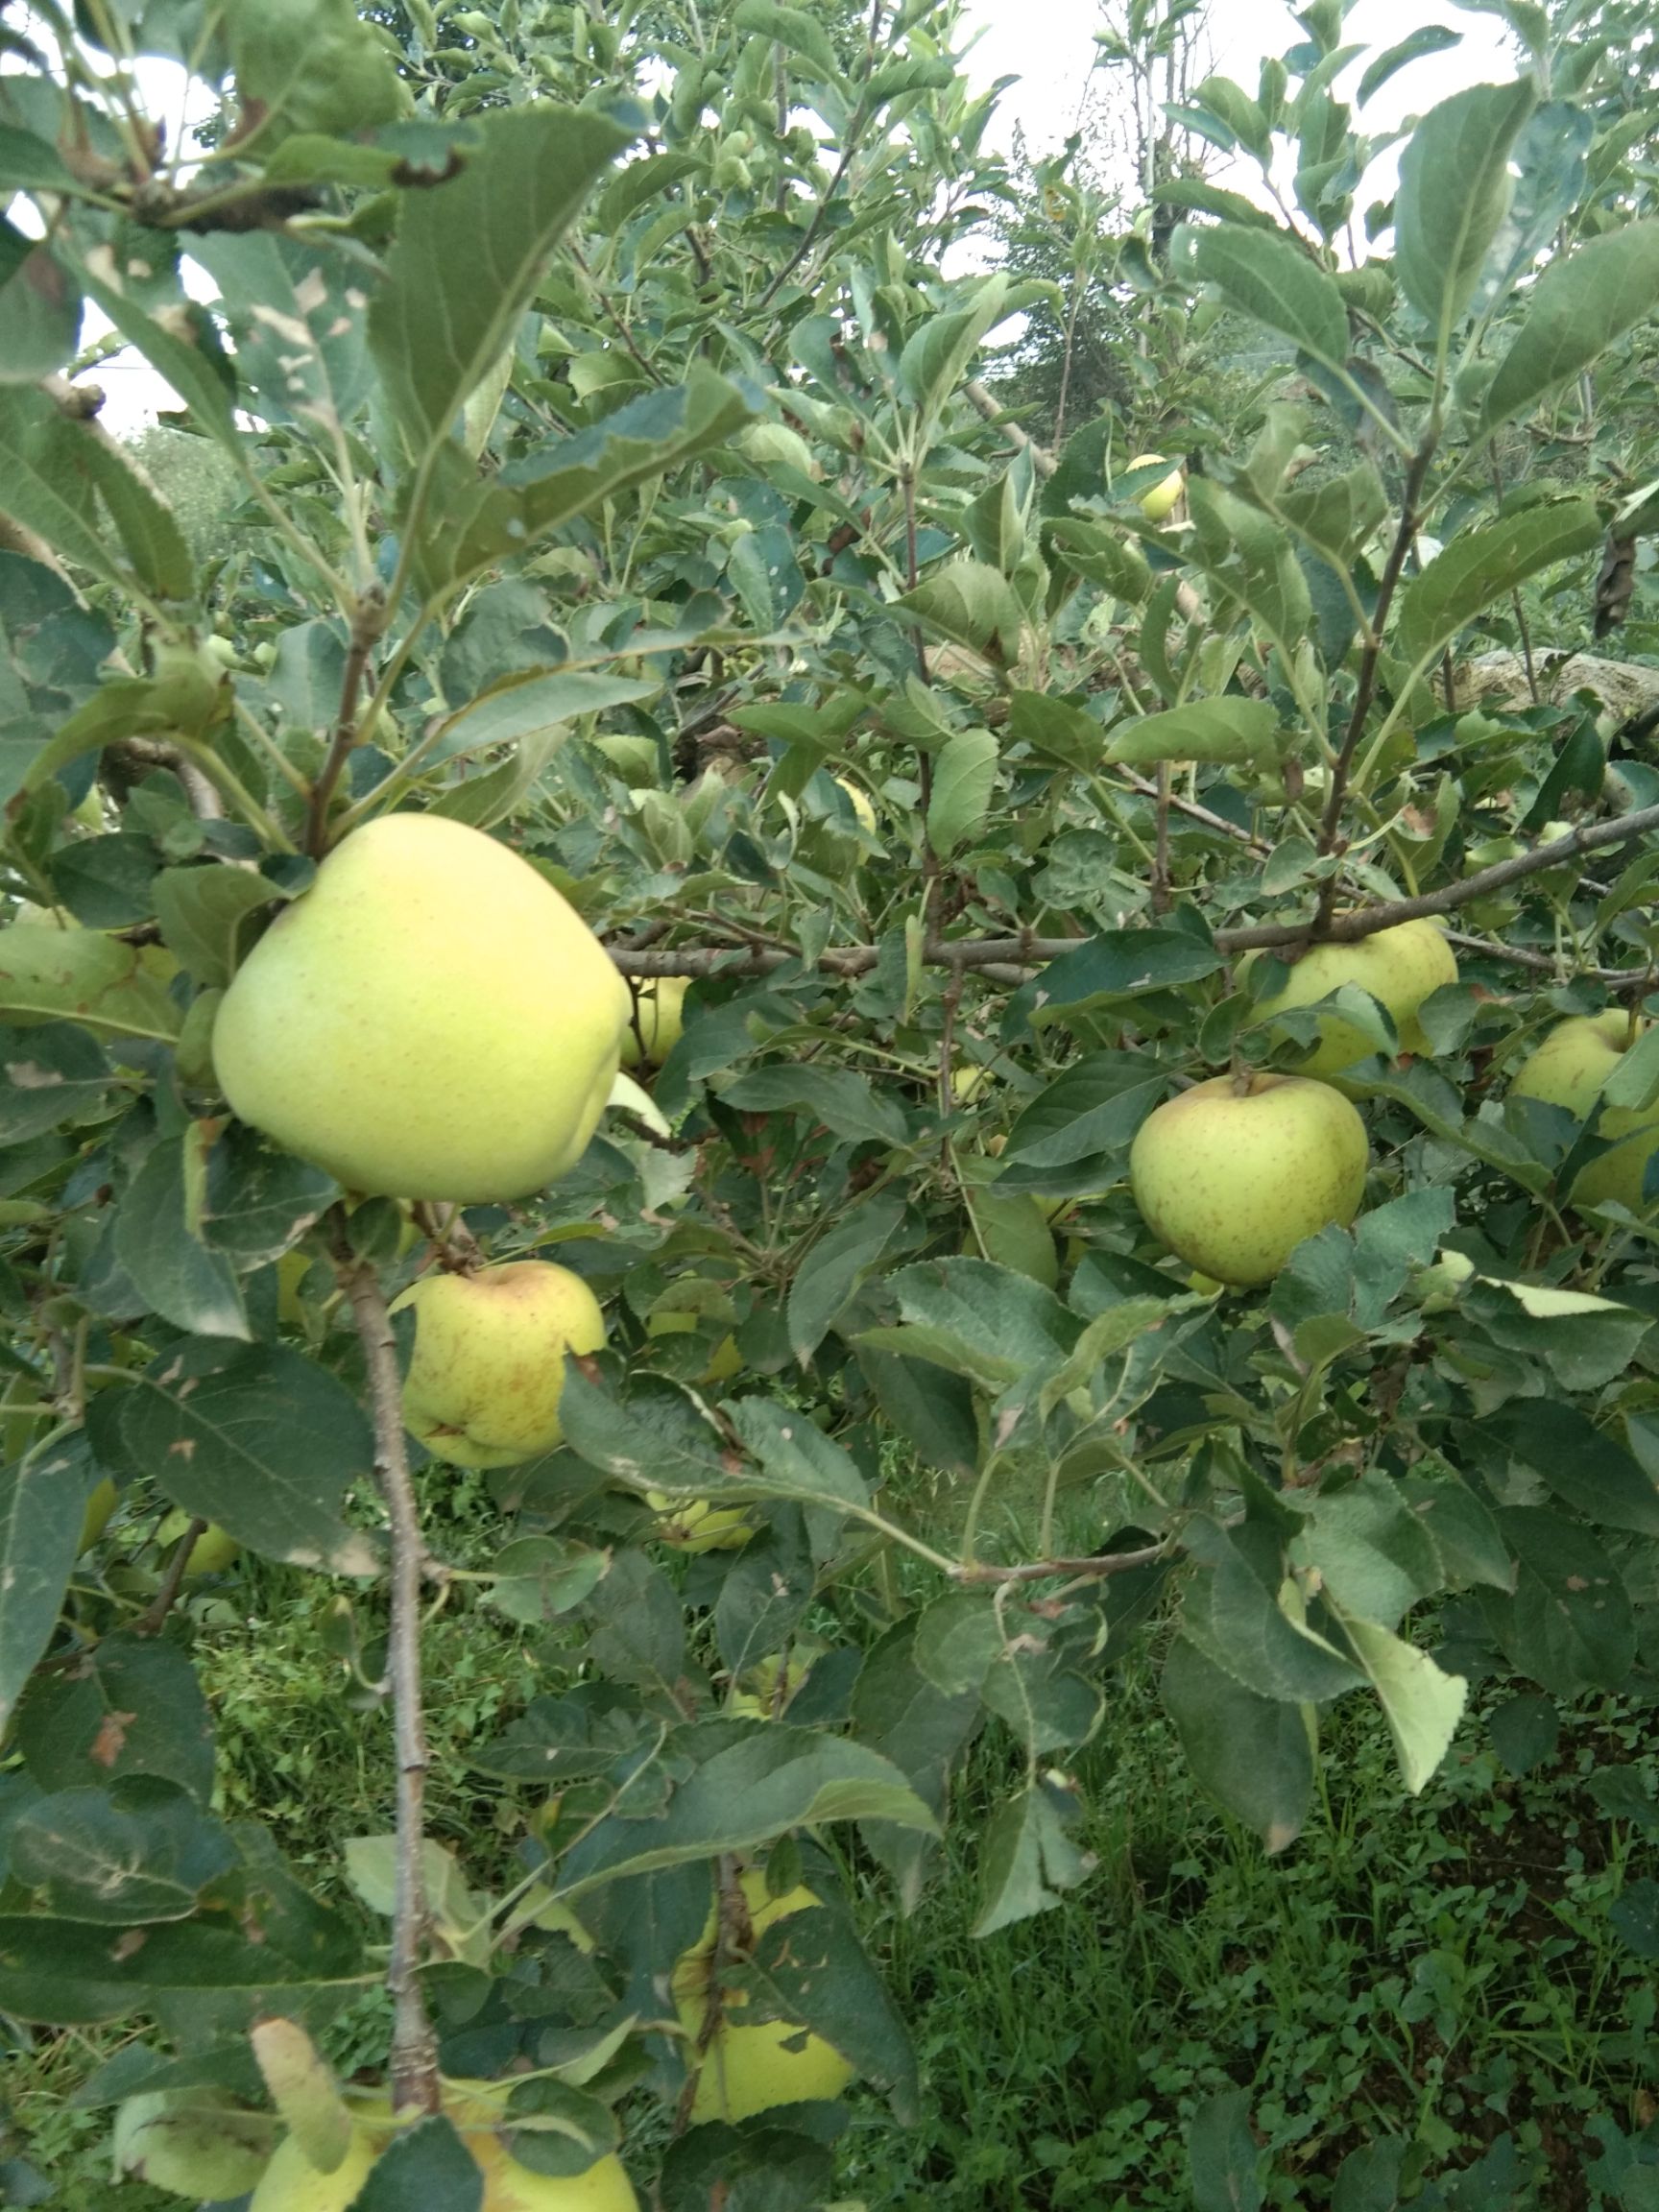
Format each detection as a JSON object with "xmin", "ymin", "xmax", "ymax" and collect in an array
[{"xmin": 4, "ymin": 0, "xmax": 1659, "ymax": 2201}]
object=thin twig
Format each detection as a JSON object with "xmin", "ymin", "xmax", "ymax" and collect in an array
[
  {"xmin": 569, "ymin": 246, "xmax": 664, "ymax": 386},
  {"xmin": 132, "ymin": 1516, "xmax": 205, "ymax": 1636},
  {"xmin": 337, "ymin": 1240, "xmax": 440, "ymax": 2118},
  {"xmin": 1315, "ymin": 443, "xmax": 1435, "ymax": 881},
  {"xmin": 963, "ymin": 379, "xmax": 1058, "ymax": 478},
  {"xmin": 306, "ymin": 589, "xmax": 387, "ymax": 857},
  {"xmin": 1151, "ymin": 762, "xmax": 1172, "ymax": 915},
  {"xmin": 952, "ymin": 1541, "xmax": 1167, "ymax": 1586}
]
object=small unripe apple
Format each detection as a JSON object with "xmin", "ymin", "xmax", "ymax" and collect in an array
[
  {"xmin": 672, "ymin": 1867, "xmax": 855, "ymax": 2123},
  {"xmin": 392, "ymin": 1262, "xmax": 607, "ymax": 1467},
  {"xmin": 149, "ymin": 641, "xmax": 227, "ymax": 733},
  {"xmin": 1125, "ymin": 452, "xmax": 1185, "ymax": 522},
  {"xmin": 1129, "ymin": 1070, "xmax": 1369, "ymax": 1286},
  {"xmin": 78, "ymin": 1476, "xmax": 118, "ymax": 1553},
  {"xmin": 621, "ymin": 976, "xmax": 689, "ymax": 1070},
  {"xmin": 1509, "ymin": 1011, "xmax": 1659, "ymax": 1212}
]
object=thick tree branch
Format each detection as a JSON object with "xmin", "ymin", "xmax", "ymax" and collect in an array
[
  {"xmin": 606, "ymin": 805, "xmax": 1659, "ymax": 980},
  {"xmin": 336, "ymin": 1243, "xmax": 440, "ymax": 2118}
]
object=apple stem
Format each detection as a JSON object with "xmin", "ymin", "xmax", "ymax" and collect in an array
[{"xmin": 336, "ymin": 1236, "xmax": 442, "ymax": 2118}]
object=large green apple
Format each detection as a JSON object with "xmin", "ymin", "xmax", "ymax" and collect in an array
[
  {"xmin": 250, "ymin": 2080, "xmax": 637, "ymax": 2211},
  {"xmin": 213, "ymin": 814, "xmax": 632, "ymax": 1201},
  {"xmin": 392, "ymin": 1262, "xmax": 607, "ymax": 1468},
  {"xmin": 1129, "ymin": 1070, "xmax": 1369, "ymax": 1286},
  {"xmin": 620, "ymin": 976, "xmax": 689, "ymax": 1070},
  {"xmin": 1508, "ymin": 1011, "xmax": 1659, "ymax": 1211},
  {"xmin": 1249, "ymin": 918, "xmax": 1457, "ymax": 1079},
  {"xmin": 673, "ymin": 1868, "xmax": 856, "ymax": 2124}
]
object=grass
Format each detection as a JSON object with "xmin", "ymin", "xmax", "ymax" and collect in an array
[{"xmin": 14, "ymin": 1458, "xmax": 1659, "ymax": 2207}]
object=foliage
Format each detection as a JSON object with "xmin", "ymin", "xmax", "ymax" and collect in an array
[{"xmin": 3, "ymin": 0, "xmax": 1659, "ymax": 2201}]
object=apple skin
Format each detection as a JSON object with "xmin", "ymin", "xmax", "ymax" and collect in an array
[
  {"xmin": 157, "ymin": 1511, "xmax": 241, "ymax": 1576},
  {"xmin": 1126, "ymin": 452, "xmax": 1184, "ymax": 522},
  {"xmin": 672, "ymin": 1869, "xmax": 855, "ymax": 2125},
  {"xmin": 1129, "ymin": 1070, "xmax": 1369, "ymax": 1286},
  {"xmin": 620, "ymin": 976, "xmax": 689, "ymax": 1070},
  {"xmin": 212, "ymin": 814, "xmax": 632, "ymax": 1202},
  {"xmin": 250, "ymin": 2084, "xmax": 637, "ymax": 2212},
  {"xmin": 392, "ymin": 1262, "xmax": 607, "ymax": 1468},
  {"xmin": 1249, "ymin": 919, "xmax": 1457, "ymax": 1079},
  {"xmin": 1509, "ymin": 1011, "xmax": 1659, "ymax": 1212}
]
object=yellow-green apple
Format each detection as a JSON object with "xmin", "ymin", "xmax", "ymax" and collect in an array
[
  {"xmin": 1509, "ymin": 1011, "xmax": 1659, "ymax": 1211},
  {"xmin": 157, "ymin": 1512, "xmax": 241, "ymax": 1576},
  {"xmin": 1126, "ymin": 452, "xmax": 1185, "ymax": 521},
  {"xmin": 212, "ymin": 814, "xmax": 631, "ymax": 1201},
  {"xmin": 672, "ymin": 1868, "xmax": 855, "ymax": 2124},
  {"xmin": 620, "ymin": 977, "xmax": 689, "ymax": 1070},
  {"xmin": 249, "ymin": 2079, "xmax": 637, "ymax": 2211},
  {"xmin": 1129, "ymin": 1070, "xmax": 1369, "ymax": 1286},
  {"xmin": 392, "ymin": 1262, "xmax": 606, "ymax": 1468},
  {"xmin": 1249, "ymin": 919, "xmax": 1457, "ymax": 1079},
  {"xmin": 645, "ymin": 1491, "xmax": 753, "ymax": 1551}
]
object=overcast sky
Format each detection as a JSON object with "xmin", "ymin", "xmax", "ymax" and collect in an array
[{"xmin": 81, "ymin": 0, "xmax": 1522, "ymax": 434}]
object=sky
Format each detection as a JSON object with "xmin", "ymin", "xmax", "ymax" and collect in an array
[{"xmin": 65, "ymin": 0, "xmax": 1522, "ymax": 435}]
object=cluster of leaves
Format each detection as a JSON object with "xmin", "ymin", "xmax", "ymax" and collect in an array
[{"xmin": 6, "ymin": 0, "xmax": 1659, "ymax": 2199}]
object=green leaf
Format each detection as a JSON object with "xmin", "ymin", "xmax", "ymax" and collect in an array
[
  {"xmin": 556, "ymin": 1729, "xmax": 936, "ymax": 1897},
  {"xmin": 733, "ymin": 0, "xmax": 839, "ymax": 76},
  {"xmin": 558, "ymin": 1369, "xmax": 735, "ymax": 1496},
  {"xmin": 926, "ymin": 727, "xmax": 998, "ymax": 856},
  {"xmin": 0, "ymin": 1905, "xmax": 365, "ymax": 2026},
  {"xmin": 223, "ymin": 0, "xmax": 407, "ymax": 151},
  {"xmin": 972, "ymin": 1780, "xmax": 1094, "ymax": 1937},
  {"xmin": 351, "ymin": 2118, "xmax": 482, "ymax": 2212},
  {"xmin": 435, "ymin": 365, "xmax": 759, "ymax": 589},
  {"xmin": 111, "ymin": 2086, "xmax": 276, "ymax": 2201},
  {"xmin": 898, "ymin": 275, "xmax": 1023, "ymax": 426},
  {"xmin": 860, "ymin": 1257, "xmax": 1078, "ymax": 1391},
  {"xmin": 0, "ymin": 387, "xmax": 125, "ymax": 586},
  {"xmin": 717, "ymin": 1065, "xmax": 911, "ymax": 1146},
  {"xmin": 996, "ymin": 1051, "xmax": 1163, "ymax": 1194},
  {"xmin": 1479, "ymin": 222, "xmax": 1659, "ymax": 430},
  {"xmin": 0, "ymin": 238, "xmax": 81, "ymax": 385},
  {"xmin": 1184, "ymin": 1529, "xmax": 1365, "ymax": 1704},
  {"xmin": 482, "ymin": 1536, "xmax": 607, "ymax": 1625},
  {"xmin": 154, "ymin": 866, "xmax": 283, "ymax": 991},
  {"xmin": 0, "ymin": 1022, "xmax": 112, "ymax": 1143},
  {"xmin": 1005, "ymin": 933, "xmax": 1223, "ymax": 1040},
  {"xmin": 16, "ymin": 1633, "xmax": 216, "ymax": 1804},
  {"xmin": 73, "ymin": 268, "xmax": 240, "ymax": 450},
  {"xmin": 0, "ymin": 923, "xmax": 182, "ymax": 1047},
  {"xmin": 113, "ymin": 1134, "xmax": 249, "ymax": 1342},
  {"xmin": 1357, "ymin": 25, "xmax": 1462, "ymax": 106},
  {"xmin": 787, "ymin": 1193, "xmax": 906, "ymax": 1364},
  {"xmin": 0, "ymin": 1431, "xmax": 94, "ymax": 1734},
  {"xmin": 1492, "ymin": 1507, "xmax": 1635, "ymax": 1696},
  {"xmin": 1395, "ymin": 500, "xmax": 1599, "ymax": 670},
  {"xmin": 854, "ymin": 1348, "xmax": 979, "ymax": 1479},
  {"xmin": 1183, "ymin": 224, "xmax": 1349, "ymax": 367},
  {"xmin": 1161, "ymin": 1637, "xmax": 1311, "ymax": 1853},
  {"xmin": 1340, "ymin": 1617, "xmax": 1467, "ymax": 1794},
  {"xmin": 368, "ymin": 104, "xmax": 632, "ymax": 453},
  {"xmin": 1481, "ymin": 1404, "xmax": 1659, "ymax": 1537},
  {"xmin": 1294, "ymin": 1474, "xmax": 1445, "ymax": 1631},
  {"xmin": 1393, "ymin": 80, "xmax": 1536, "ymax": 339},
  {"xmin": 424, "ymin": 670, "xmax": 658, "ymax": 771},
  {"xmin": 188, "ymin": 230, "xmax": 374, "ymax": 430},
  {"xmin": 0, "ymin": 124, "xmax": 77, "ymax": 193},
  {"xmin": 72, "ymin": 433, "xmax": 193, "ymax": 602},
  {"xmin": 10, "ymin": 1776, "xmax": 237, "ymax": 1925},
  {"xmin": 1190, "ymin": 2088, "xmax": 1263, "ymax": 2212},
  {"xmin": 727, "ymin": 1399, "xmax": 872, "ymax": 1521},
  {"xmin": 742, "ymin": 1900, "xmax": 917, "ymax": 2116},
  {"xmin": 121, "ymin": 1341, "xmax": 379, "ymax": 1575},
  {"xmin": 1103, "ymin": 696, "xmax": 1281, "ymax": 767}
]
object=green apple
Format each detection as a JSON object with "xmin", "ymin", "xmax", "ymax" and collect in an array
[
  {"xmin": 672, "ymin": 1868, "xmax": 855, "ymax": 2124},
  {"xmin": 149, "ymin": 641, "xmax": 227, "ymax": 733},
  {"xmin": 1249, "ymin": 918, "xmax": 1457, "ymax": 1078},
  {"xmin": 1129, "ymin": 1070, "xmax": 1369, "ymax": 1286},
  {"xmin": 213, "ymin": 813, "xmax": 632, "ymax": 1202},
  {"xmin": 391, "ymin": 1262, "xmax": 607, "ymax": 1468},
  {"xmin": 730, "ymin": 1651, "xmax": 810, "ymax": 1719},
  {"xmin": 620, "ymin": 976, "xmax": 689, "ymax": 1070},
  {"xmin": 951, "ymin": 1064, "xmax": 994, "ymax": 1104},
  {"xmin": 645, "ymin": 1490, "xmax": 753, "ymax": 1552},
  {"xmin": 1125, "ymin": 452, "xmax": 1184, "ymax": 522},
  {"xmin": 250, "ymin": 2080, "xmax": 638, "ymax": 2212},
  {"xmin": 735, "ymin": 421, "xmax": 821, "ymax": 479},
  {"xmin": 1509, "ymin": 1011, "xmax": 1659, "ymax": 1212},
  {"xmin": 157, "ymin": 1511, "xmax": 241, "ymax": 1577}
]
